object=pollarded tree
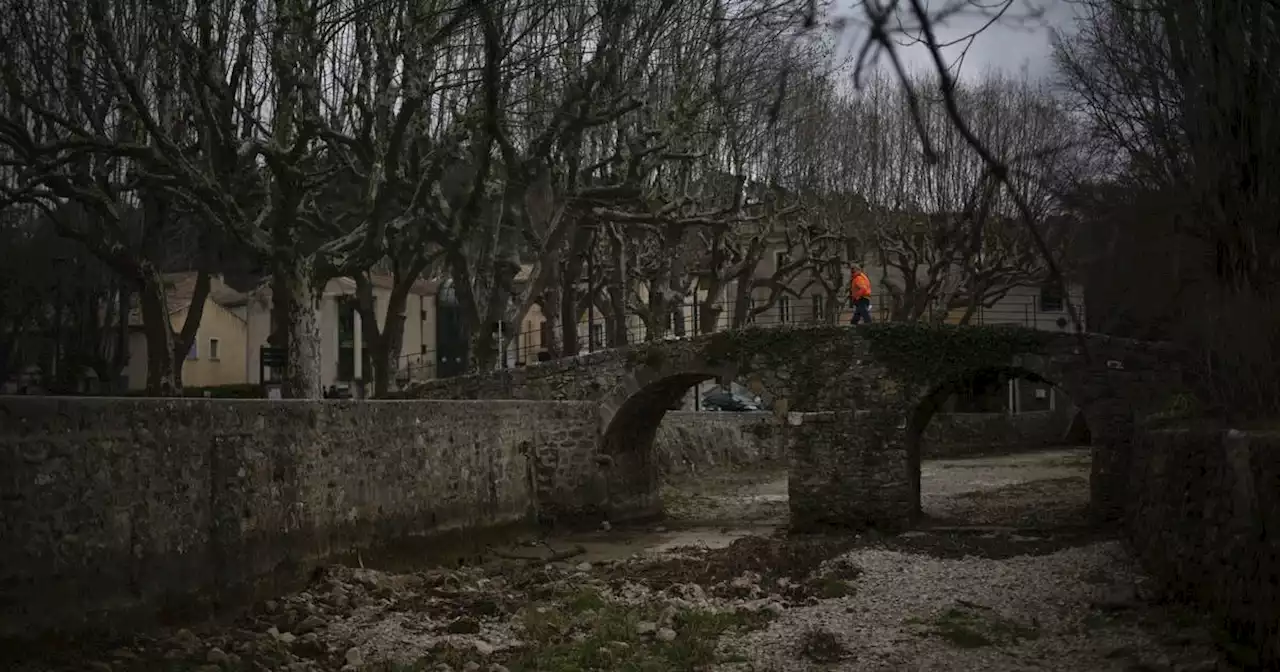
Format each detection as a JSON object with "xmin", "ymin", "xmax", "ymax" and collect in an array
[{"xmin": 0, "ymin": 0, "xmax": 222, "ymax": 394}]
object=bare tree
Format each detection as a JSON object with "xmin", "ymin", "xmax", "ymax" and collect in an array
[
  {"xmin": 1054, "ymin": 0, "xmax": 1280, "ymax": 416},
  {"xmin": 0, "ymin": 0, "xmax": 218, "ymax": 394}
]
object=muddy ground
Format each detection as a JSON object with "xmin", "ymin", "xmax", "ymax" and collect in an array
[{"xmin": 4, "ymin": 448, "xmax": 1246, "ymax": 672}]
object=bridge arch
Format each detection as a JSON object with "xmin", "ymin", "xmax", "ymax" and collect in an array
[
  {"xmin": 904, "ymin": 363, "xmax": 1092, "ymax": 521},
  {"xmin": 595, "ymin": 359, "xmax": 738, "ymax": 522},
  {"xmin": 407, "ymin": 325, "xmax": 1185, "ymax": 529}
]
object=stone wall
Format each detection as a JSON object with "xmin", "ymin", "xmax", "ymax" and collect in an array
[
  {"xmin": 1125, "ymin": 427, "xmax": 1280, "ymax": 667},
  {"xmin": 0, "ymin": 397, "xmax": 600, "ymax": 639},
  {"xmin": 654, "ymin": 411, "xmax": 784, "ymax": 477},
  {"xmin": 921, "ymin": 409, "xmax": 1074, "ymax": 458},
  {"xmin": 786, "ymin": 411, "xmax": 912, "ymax": 533}
]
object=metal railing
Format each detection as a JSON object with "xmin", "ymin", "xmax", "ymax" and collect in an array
[{"xmin": 397, "ymin": 293, "xmax": 1083, "ymax": 384}]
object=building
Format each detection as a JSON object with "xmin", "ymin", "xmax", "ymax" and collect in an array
[
  {"xmin": 123, "ymin": 273, "xmax": 252, "ymax": 390},
  {"xmin": 124, "ymin": 272, "xmax": 438, "ymax": 392}
]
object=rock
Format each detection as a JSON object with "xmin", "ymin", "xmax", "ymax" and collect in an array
[
  {"xmin": 345, "ymin": 646, "xmax": 364, "ymax": 667},
  {"xmin": 575, "ymin": 562, "xmax": 593, "ymax": 572},
  {"xmin": 278, "ymin": 632, "xmax": 297, "ymax": 644},
  {"xmin": 264, "ymin": 600, "xmax": 279, "ymax": 613},
  {"xmin": 474, "ymin": 640, "xmax": 496, "ymax": 656},
  {"xmin": 636, "ymin": 621, "xmax": 658, "ymax": 635},
  {"xmin": 173, "ymin": 628, "xmax": 200, "ymax": 651},
  {"xmin": 463, "ymin": 663, "xmax": 481, "ymax": 671},
  {"xmin": 447, "ymin": 617, "xmax": 482, "ymax": 634},
  {"xmin": 488, "ymin": 665, "xmax": 510, "ymax": 672},
  {"xmin": 206, "ymin": 647, "xmax": 230, "ymax": 664},
  {"xmin": 656, "ymin": 627, "xmax": 677, "ymax": 642},
  {"xmin": 88, "ymin": 662, "xmax": 112, "ymax": 672},
  {"xmin": 293, "ymin": 615, "xmax": 326, "ymax": 634},
  {"xmin": 600, "ymin": 520, "xmax": 612, "ymax": 531}
]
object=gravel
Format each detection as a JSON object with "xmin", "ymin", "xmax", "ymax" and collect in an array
[{"xmin": 713, "ymin": 540, "xmax": 1222, "ymax": 672}]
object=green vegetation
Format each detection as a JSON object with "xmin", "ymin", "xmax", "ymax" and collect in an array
[
  {"xmin": 906, "ymin": 604, "xmax": 1041, "ymax": 649},
  {"xmin": 381, "ymin": 587, "xmax": 774, "ymax": 672},
  {"xmin": 861, "ymin": 323, "xmax": 1051, "ymax": 391}
]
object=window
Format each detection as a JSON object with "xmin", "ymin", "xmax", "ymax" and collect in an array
[
  {"xmin": 774, "ymin": 251, "xmax": 788, "ymax": 273},
  {"xmin": 208, "ymin": 338, "xmax": 220, "ymax": 361},
  {"xmin": 421, "ymin": 344, "xmax": 427, "ymax": 355},
  {"xmin": 811, "ymin": 295, "xmax": 825, "ymax": 322},
  {"xmin": 186, "ymin": 342, "xmax": 198, "ymax": 360},
  {"xmin": 778, "ymin": 296, "xmax": 792, "ymax": 324},
  {"xmin": 421, "ymin": 309, "xmax": 427, "ymax": 322},
  {"xmin": 1039, "ymin": 284, "xmax": 1064, "ymax": 312},
  {"xmin": 590, "ymin": 323, "xmax": 605, "ymax": 349}
]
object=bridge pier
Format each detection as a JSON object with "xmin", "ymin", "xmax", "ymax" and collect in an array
[{"xmin": 786, "ymin": 410, "xmax": 914, "ymax": 533}]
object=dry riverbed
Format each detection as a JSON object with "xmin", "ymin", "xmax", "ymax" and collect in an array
[{"xmin": 6, "ymin": 448, "xmax": 1240, "ymax": 672}]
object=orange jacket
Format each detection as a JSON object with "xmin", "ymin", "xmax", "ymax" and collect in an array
[{"xmin": 849, "ymin": 271, "xmax": 872, "ymax": 301}]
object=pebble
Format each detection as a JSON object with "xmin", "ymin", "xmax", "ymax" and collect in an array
[
  {"xmin": 656, "ymin": 627, "xmax": 677, "ymax": 642},
  {"xmin": 206, "ymin": 647, "xmax": 230, "ymax": 664},
  {"xmin": 344, "ymin": 646, "xmax": 363, "ymax": 666}
]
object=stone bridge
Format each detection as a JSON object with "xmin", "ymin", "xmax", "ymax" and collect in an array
[{"xmin": 407, "ymin": 324, "xmax": 1185, "ymax": 530}]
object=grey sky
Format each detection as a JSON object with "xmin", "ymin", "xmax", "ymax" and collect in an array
[{"xmin": 830, "ymin": 0, "xmax": 1080, "ymax": 82}]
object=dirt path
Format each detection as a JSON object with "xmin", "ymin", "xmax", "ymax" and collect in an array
[{"xmin": 8, "ymin": 448, "xmax": 1239, "ymax": 672}]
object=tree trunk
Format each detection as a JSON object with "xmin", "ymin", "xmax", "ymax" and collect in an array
[
  {"xmin": 109, "ymin": 286, "xmax": 130, "ymax": 390},
  {"xmin": 607, "ymin": 232, "xmax": 629, "ymax": 346},
  {"xmin": 825, "ymin": 288, "xmax": 842, "ymax": 325},
  {"xmin": 138, "ymin": 274, "xmax": 179, "ymax": 396},
  {"xmin": 558, "ymin": 266, "xmax": 578, "ymax": 357},
  {"xmin": 170, "ymin": 268, "xmax": 212, "ymax": 390},
  {"xmin": 560, "ymin": 229, "xmax": 592, "ymax": 355},
  {"xmin": 543, "ymin": 261, "xmax": 566, "ymax": 358},
  {"xmin": 469, "ymin": 328, "xmax": 498, "ymax": 372},
  {"xmin": 281, "ymin": 260, "xmax": 324, "ymax": 399},
  {"xmin": 731, "ymin": 267, "xmax": 754, "ymax": 328},
  {"xmin": 698, "ymin": 281, "xmax": 726, "ymax": 334}
]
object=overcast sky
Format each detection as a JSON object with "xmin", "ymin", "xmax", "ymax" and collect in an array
[{"xmin": 830, "ymin": 0, "xmax": 1080, "ymax": 82}]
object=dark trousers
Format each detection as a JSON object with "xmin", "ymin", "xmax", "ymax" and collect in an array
[{"xmin": 850, "ymin": 297, "xmax": 872, "ymax": 325}]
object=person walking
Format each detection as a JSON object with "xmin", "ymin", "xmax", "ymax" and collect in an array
[{"xmin": 849, "ymin": 265, "xmax": 873, "ymax": 325}]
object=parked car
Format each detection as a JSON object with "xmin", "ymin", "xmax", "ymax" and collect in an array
[{"xmin": 702, "ymin": 390, "xmax": 760, "ymax": 412}]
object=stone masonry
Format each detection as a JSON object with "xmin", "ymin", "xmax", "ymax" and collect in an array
[
  {"xmin": 920, "ymin": 409, "xmax": 1076, "ymax": 458},
  {"xmin": 407, "ymin": 324, "xmax": 1184, "ymax": 528},
  {"xmin": 786, "ymin": 411, "xmax": 912, "ymax": 533},
  {"xmin": 654, "ymin": 411, "xmax": 784, "ymax": 476},
  {"xmin": 1126, "ymin": 427, "xmax": 1280, "ymax": 668},
  {"xmin": 0, "ymin": 397, "xmax": 600, "ymax": 639}
]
